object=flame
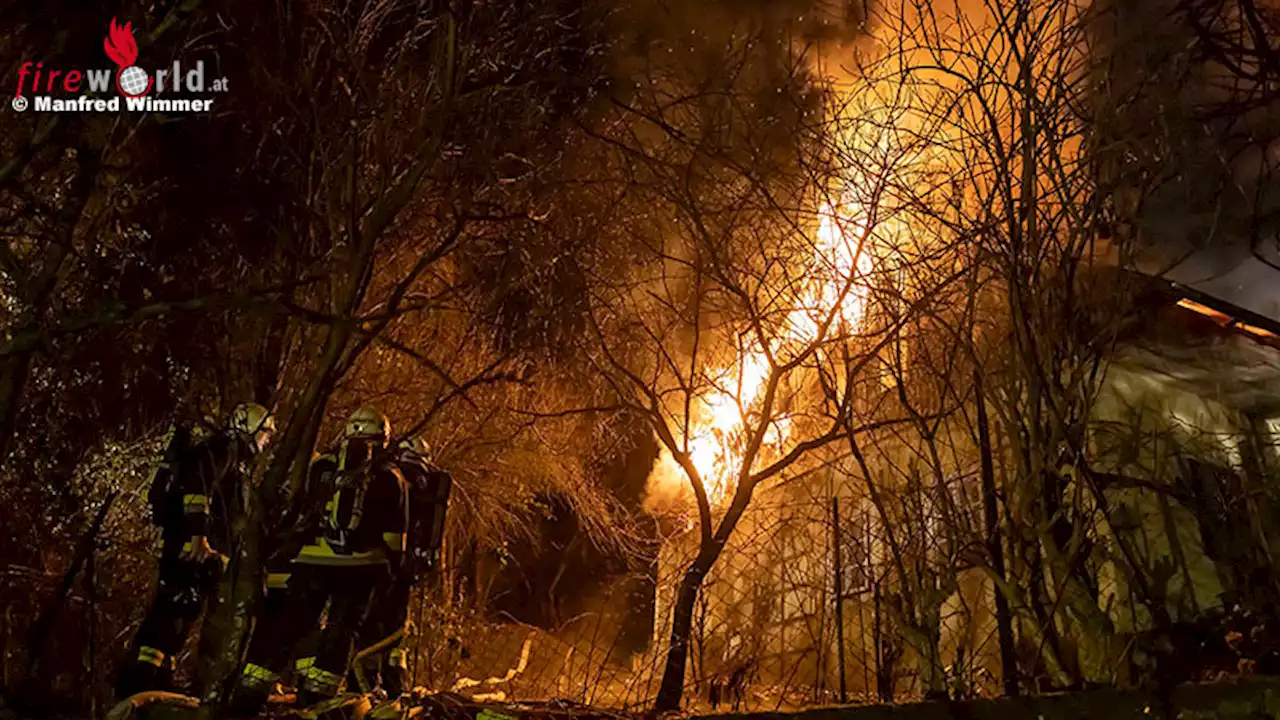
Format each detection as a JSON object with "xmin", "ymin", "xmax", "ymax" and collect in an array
[
  {"xmin": 104, "ymin": 18, "xmax": 139, "ymax": 68},
  {"xmin": 648, "ymin": 197, "xmax": 875, "ymax": 511}
]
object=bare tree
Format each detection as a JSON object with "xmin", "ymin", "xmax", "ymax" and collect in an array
[
  {"xmin": 1098, "ymin": 0, "xmax": 1280, "ymax": 272},
  {"xmin": 843, "ymin": 0, "xmax": 1163, "ymax": 690},
  {"xmin": 530, "ymin": 27, "xmax": 967, "ymax": 705},
  {"xmin": 814, "ymin": 86, "xmax": 984, "ymax": 698},
  {"xmin": 44, "ymin": 0, "xmax": 625, "ymax": 710}
]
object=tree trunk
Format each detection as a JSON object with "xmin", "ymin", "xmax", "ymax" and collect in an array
[
  {"xmin": 1240, "ymin": 417, "xmax": 1280, "ymax": 598},
  {"xmin": 975, "ymin": 374, "xmax": 1018, "ymax": 696},
  {"xmin": 195, "ymin": 474, "xmax": 267, "ymax": 716},
  {"xmin": 0, "ymin": 353, "xmax": 34, "ymax": 463},
  {"xmin": 654, "ymin": 549, "xmax": 718, "ymax": 712},
  {"xmin": 252, "ymin": 314, "xmax": 289, "ymax": 404},
  {"xmin": 1040, "ymin": 536, "xmax": 1115, "ymax": 685},
  {"xmin": 1026, "ymin": 542, "xmax": 1079, "ymax": 688},
  {"xmin": 900, "ymin": 605, "xmax": 945, "ymax": 697}
]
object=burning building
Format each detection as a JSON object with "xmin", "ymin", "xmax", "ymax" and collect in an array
[{"xmin": 647, "ymin": 274, "xmax": 1280, "ymax": 707}]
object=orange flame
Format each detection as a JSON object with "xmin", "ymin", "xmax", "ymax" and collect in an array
[
  {"xmin": 649, "ymin": 198, "xmax": 875, "ymax": 511},
  {"xmin": 104, "ymin": 18, "xmax": 139, "ymax": 68}
]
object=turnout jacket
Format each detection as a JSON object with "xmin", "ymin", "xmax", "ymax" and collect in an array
[
  {"xmin": 174, "ymin": 434, "xmax": 254, "ymax": 553},
  {"xmin": 294, "ymin": 451, "xmax": 408, "ymax": 568}
]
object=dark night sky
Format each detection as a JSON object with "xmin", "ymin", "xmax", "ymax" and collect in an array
[{"xmin": 1104, "ymin": 0, "xmax": 1280, "ymax": 322}]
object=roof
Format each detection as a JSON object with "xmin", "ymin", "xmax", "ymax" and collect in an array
[{"xmin": 1111, "ymin": 273, "xmax": 1280, "ymax": 415}]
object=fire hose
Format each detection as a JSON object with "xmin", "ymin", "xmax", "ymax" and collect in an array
[
  {"xmin": 351, "ymin": 623, "xmax": 410, "ymax": 694},
  {"xmin": 105, "ymin": 691, "xmax": 199, "ymax": 720}
]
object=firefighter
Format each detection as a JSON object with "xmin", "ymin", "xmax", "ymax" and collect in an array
[
  {"xmin": 115, "ymin": 403, "xmax": 274, "ymax": 699},
  {"xmin": 354, "ymin": 436, "xmax": 452, "ymax": 699},
  {"xmin": 230, "ymin": 407, "xmax": 408, "ymax": 716}
]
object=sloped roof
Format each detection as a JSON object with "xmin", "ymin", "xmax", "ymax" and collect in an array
[
  {"xmin": 1111, "ymin": 272, "xmax": 1280, "ymax": 414},
  {"xmin": 1137, "ymin": 241, "xmax": 1280, "ymax": 329}
]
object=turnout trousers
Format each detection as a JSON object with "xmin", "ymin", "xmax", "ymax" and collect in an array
[
  {"xmin": 230, "ymin": 563, "xmax": 390, "ymax": 715},
  {"xmin": 351, "ymin": 578, "xmax": 412, "ymax": 696},
  {"xmin": 115, "ymin": 537, "xmax": 223, "ymax": 699}
]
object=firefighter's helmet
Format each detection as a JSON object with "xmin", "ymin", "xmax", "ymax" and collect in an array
[
  {"xmin": 345, "ymin": 406, "xmax": 390, "ymax": 447},
  {"xmin": 230, "ymin": 403, "xmax": 274, "ymax": 436}
]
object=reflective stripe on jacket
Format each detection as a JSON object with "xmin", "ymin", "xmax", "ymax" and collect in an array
[{"xmin": 294, "ymin": 536, "xmax": 388, "ymax": 567}]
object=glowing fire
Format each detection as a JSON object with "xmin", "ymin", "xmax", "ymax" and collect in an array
[{"xmin": 650, "ymin": 198, "xmax": 875, "ymax": 510}]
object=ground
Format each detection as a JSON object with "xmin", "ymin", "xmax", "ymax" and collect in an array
[{"xmin": 46, "ymin": 677, "xmax": 1278, "ymax": 720}]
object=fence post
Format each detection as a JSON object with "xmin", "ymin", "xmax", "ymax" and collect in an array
[
  {"xmin": 832, "ymin": 497, "xmax": 847, "ymax": 704},
  {"xmin": 862, "ymin": 511, "xmax": 873, "ymax": 695},
  {"xmin": 873, "ymin": 579, "xmax": 883, "ymax": 702}
]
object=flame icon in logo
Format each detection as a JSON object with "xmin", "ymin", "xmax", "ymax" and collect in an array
[{"xmin": 103, "ymin": 18, "xmax": 152, "ymax": 97}]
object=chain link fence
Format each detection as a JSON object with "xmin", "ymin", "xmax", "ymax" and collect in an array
[{"xmin": 398, "ymin": 471, "xmax": 1006, "ymax": 714}]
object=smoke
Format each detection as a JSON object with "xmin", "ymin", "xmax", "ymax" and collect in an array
[
  {"xmin": 604, "ymin": 0, "xmax": 874, "ymax": 90},
  {"xmin": 611, "ymin": 0, "xmax": 871, "ymax": 49},
  {"xmin": 1092, "ymin": 0, "xmax": 1280, "ymax": 321}
]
